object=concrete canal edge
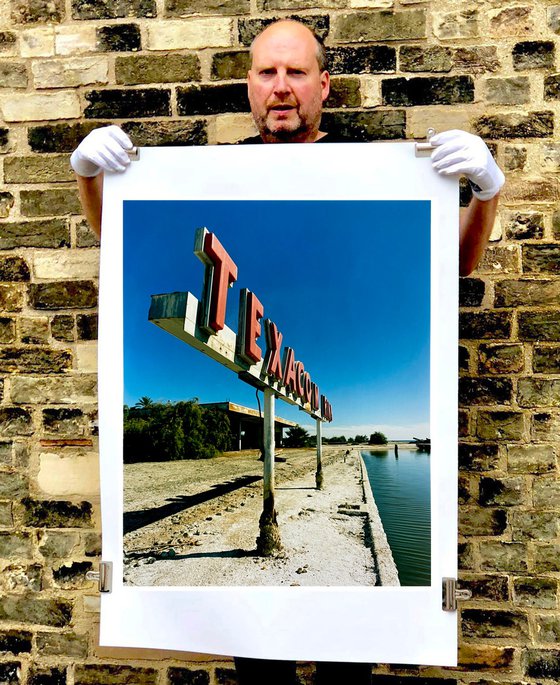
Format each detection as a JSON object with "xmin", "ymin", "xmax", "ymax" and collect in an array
[{"xmin": 356, "ymin": 450, "xmax": 400, "ymax": 586}]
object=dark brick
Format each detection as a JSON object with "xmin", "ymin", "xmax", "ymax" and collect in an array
[
  {"xmin": 43, "ymin": 408, "xmax": 86, "ymax": 436},
  {"xmin": 0, "ymin": 220, "xmax": 69, "ymax": 250},
  {"xmin": 474, "ymin": 111, "xmax": 554, "ymax": 139},
  {"xmin": 28, "ymin": 667, "xmax": 66, "ymax": 685},
  {"xmin": 334, "ymin": 10, "xmax": 426, "ymax": 42},
  {"xmin": 462, "ymin": 609, "xmax": 528, "ymax": 639},
  {"xmin": 458, "ymin": 442, "xmax": 499, "ymax": 471},
  {"xmin": 12, "ymin": 0, "xmax": 65, "ymax": 23},
  {"xmin": 513, "ymin": 41, "xmax": 555, "ymax": 70},
  {"xmin": 36, "ymin": 632, "xmax": 88, "ymax": 658},
  {"xmin": 84, "ymin": 532, "xmax": 101, "ymax": 557},
  {"xmin": 459, "ymin": 277, "xmax": 484, "ymax": 307},
  {"xmin": 4, "ymin": 155, "xmax": 74, "ymax": 184},
  {"xmin": 458, "ymin": 474, "xmax": 470, "ymax": 504},
  {"xmin": 117, "ymin": 54, "xmax": 200, "ymax": 85},
  {"xmin": 399, "ymin": 46, "xmax": 452, "ymax": 73},
  {"xmin": 327, "ymin": 46, "xmax": 396, "ymax": 75},
  {"xmin": 215, "ymin": 670, "xmax": 236, "ymax": 685},
  {"xmin": 545, "ymin": 73, "xmax": 560, "ymax": 101},
  {"xmin": 496, "ymin": 279, "xmax": 560, "ymax": 308},
  {"xmin": 0, "ymin": 191, "xmax": 15, "ymax": 219},
  {"xmin": 458, "ymin": 574, "xmax": 509, "ymax": 601},
  {"xmin": 459, "ymin": 312, "xmax": 511, "ymax": 340},
  {"xmin": 166, "ymin": 0, "xmax": 248, "ymax": 15},
  {"xmin": 478, "ymin": 344, "xmax": 524, "ymax": 375},
  {"xmin": 0, "ymin": 408, "xmax": 33, "ymax": 436},
  {"xmin": 20, "ymin": 189, "xmax": 81, "ymax": 217},
  {"xmin": 0, "ymin": 631, "xmax": 32, "ymax": 655},
  {"xmin": 77, "ymin": 314, "xmax": 97, "ymax": 340},
  {"xmin": 0, "ymin": 62, "xmax": 27, "ymax": 88},
  {"xmin": 0, "ymin": 662, "xmax": 19, "ymax": 684},
  {"xmin": 121, "ymin": 120, "xmax": 207, "ymax": 147},
  {"xmin": 29, "ymin": 281, "xmax": 98, "ymax": 310},
  {"xmin": 327, "ymin": 77, "xmax": 361, "ymax": 108},
  {"xmin": 479, "ymin": 476, "xmax": 524, "ymax": 506},
  {"xmin": 459, "ymin": 345, "xmax": 469, "ymax": 371},
  {"xmin": 0, "ymin": 596, "xmax": 72, "ymax": 627},
  {"xmin": 72, "ymin": 0, "xmax": 155, "ymax": 19},
  {"xmin": 524, "ymin": 649, "xmax": 560, "ymax": 679},
  {"xmin": 51, "ymin": 315, "xmax": 75, "ymax": 342},
  {"xmin": 238, "ymin": 15, "xmax": 329, "ymax": 46},
  {"xmin": 477, "ymin": 246, "xmax": 520, "ymax": 275},
  {"xmin": 97, "ymin": 24, "xmax": 141, "ymax": 52},
  {"xmin": 321, "ymin": 110, "xmax": 405, "ymax": 141},
  {"xmin": 0, "ymin": 284, "xmax": 24, "ymax": 312},
  {"xmin": 458, "ymin": 409, "xmax": 469, "ymax": 437},
  {"xmin": 211, "ymin": 51, "xmax": 250, "ymax": 81},
  {"xmin": 0, "ymin": 257, "xmax": 29, "ymax": 282},
  {"xmin": 458, "ymin": 645, "xmax": 515, "ymax": 670},
  {"xmin": 519, "ymin": 312, "xmax": 560, "ymax": 342},
  {"xmin": 22, "ymin": 498, "xmax": 93, "ymax": 528},
  {"xmin": 52, "ymin": 561, "xmax": 92, "ymax": 589},
  {"xmin": 177, "ymin": 84, "xmax": 249, "ymax": 115},
  {"xmin": 382, "ymin": 76, "xmax": 473, "ymax": 106},
  {"xmin": 504, "ymin": 145, "xmax": 527, "ymax": 171},
  {"xmin": 534, "ymin": 345, "xmax": 560, "ymax": 373},
  {"xmin": 168, "ymin": 667, "xmax": 210, "ymax": 685},
  {"xmin": 458, "ymin": 541, "xmax": 474, "ymax": 570},
  {"xmin": 479, "ymin": 542, "xmax": 527, "ymax": 573},
  {"xmin": 28, "ymin": 122, "xmax": 101, "ymax": 153},
  {"xmin": 0, "ymin": 32, "xmax": 17, "ymax": 52},
  {"xmin": 459, "ymin": 507, "xmax": 507, "ymax": 535},
  {"xmin": 85, "ymin": 89, "xmax": 169, "ymax": 119},
  {"xmin": 476, "ymin": 411, "xmax": 524, "ymax": 441},
  {"xmin": 522, "ymin": 244, "xmax": 560, "ymax": 274},
  {"xmin": 74, "ymin": 665, "xmax": 158, "ymax": 685},
  {"xmin": 532, "ymin": 412, "xmax": 560, "ymax": 441},
  {"xmin": 505, "ymin": 211, "xmax": 544, "ymax": 239},
  {"xmin": 459, "ymin": 378, "xmax": 512, "ymax": 406}
]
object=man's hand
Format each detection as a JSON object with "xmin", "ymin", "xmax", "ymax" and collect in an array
[
  {"xmin": 70, "ymin": 125, "xmax": 134, "ymax": 177},
  {"xmin": 430, "ymin": 130, "xmax": 505, "ymax": 202}
]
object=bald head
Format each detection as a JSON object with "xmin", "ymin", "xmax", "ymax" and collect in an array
[{"xmin": 250, "ymin": 20, "xmax": 327, "ymax": 72}]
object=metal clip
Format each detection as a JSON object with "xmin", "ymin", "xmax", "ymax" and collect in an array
[
  {"xmin": 86, "ymin": 561, "xmax": 113, "ymax": 593},
  {"xmin": 127, "ymin": 147, "xmax": 140, "ymax": 161},
  {"xmin": 415, "ymin": 127, "xmax": 437, "ymax": 157},
  {"xmin": 442, "ymin": 577, "xmax": 472, "ymax": 611}
]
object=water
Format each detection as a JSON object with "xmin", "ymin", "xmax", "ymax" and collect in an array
[{"xmin": 361, "ymin": 448, "xmax": 431, "ymax": 586}]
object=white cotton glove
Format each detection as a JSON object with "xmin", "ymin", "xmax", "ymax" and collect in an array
[
  {"xmin": 430, "ymin": 130, "xmax": 505, "ymax": 201},
  {"xmin": 70, "ymin": 125, "xmax": 134, "ymax": 177}
]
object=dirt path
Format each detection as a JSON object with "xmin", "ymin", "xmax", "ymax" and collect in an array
[{"xmin": 123, "ymin": 448, "xmax": 378, "ymax": 586}]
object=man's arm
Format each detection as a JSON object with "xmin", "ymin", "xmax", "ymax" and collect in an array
[
  {"xmin": 76, "ymin": 173, "xmax": 103, "ymax": 238},
  {"xmin": 459, "ymin": 194, "xmax": 499, "ymax": 277}
]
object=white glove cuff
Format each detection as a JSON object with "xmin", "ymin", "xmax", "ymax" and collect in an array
[{"xmin": 470, "ymin": 167, "xmax": 505, "ymax": 202}]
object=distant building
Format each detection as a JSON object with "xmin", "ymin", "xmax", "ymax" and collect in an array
[{"xmin": 201, "ymin": 402, "xmax": 297, "ymax": 451}]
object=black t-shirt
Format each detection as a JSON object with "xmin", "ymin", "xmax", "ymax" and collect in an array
[{"xmin": 238, "ymin": 132, "xmax": 353, "ymax": 144}]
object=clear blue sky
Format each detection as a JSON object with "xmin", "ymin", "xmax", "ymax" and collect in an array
[{"xmin": 123, "ymin": 200, "xmax": 430, "ymax": 440}]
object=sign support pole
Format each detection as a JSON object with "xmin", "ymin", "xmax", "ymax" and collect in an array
[
  {"xmin": 256, "ymin": 388, "xmax": 282, "ymax": 555},
  {"xmin": 316, "ymin": 417, "xmax": 324, "ymax": 490}
]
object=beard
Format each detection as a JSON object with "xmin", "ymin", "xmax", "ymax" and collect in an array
[{"xmin": 254, "ymin": 105, "xmax": 318, "ymax": 143}]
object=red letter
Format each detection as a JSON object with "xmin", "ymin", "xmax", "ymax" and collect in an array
[
  {"xmin": 282, "ymin": 347, "xmax": 297, "ymax": 392},
  {"xmin": 238, "ymin": 289, "xmax": 263, "ymax": 364},
  {"xmin": 311, "ymin": 383, "xmax": 320, "ymax": 411},
  {"xmin": 303, "ymin": 372, "xmax": 312, "ymax": 403},
  {"xmin": 295, "ymin": 361, "xmax": 305, "ymax": 398},
  {"xmin": 265, "ymin": 320, "xmax": 283, "ymax": 381},
  {"xmin": 199, "ymin": 231, "xmax": 238, "ymax": 333}
]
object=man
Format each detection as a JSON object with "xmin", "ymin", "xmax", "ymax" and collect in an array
[{"xmin": 71, "ymin": 18, "xmax": 504, "ymax": 685}]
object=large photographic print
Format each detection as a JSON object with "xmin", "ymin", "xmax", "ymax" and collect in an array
[{"xmin": 122, "ymin": 199, "xmax": 430, "ymax": 588}]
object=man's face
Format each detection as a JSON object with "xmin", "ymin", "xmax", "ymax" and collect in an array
[{"xmin": 247, "ymin": 22, "xmax": 330, "ymax": 143}]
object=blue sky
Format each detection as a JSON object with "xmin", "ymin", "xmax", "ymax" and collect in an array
[{"xmin": 123, "ymin": 200, "xmax": 430, "ymax": 440}]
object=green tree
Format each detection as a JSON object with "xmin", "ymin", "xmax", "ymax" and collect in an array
[
  {"xmin": 284, "ymin": 425, "xmax": 310, "ymax": 448},
  {"xmin": 369, "ymin": 431, "xmax": 388, "ymax": 445},
  {"xmin": 354, "ymin": 434, "xmax": 367, "ymax": 443}
]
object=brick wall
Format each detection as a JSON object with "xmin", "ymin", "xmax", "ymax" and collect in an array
[{"xmin": 0, "ymin": 0, "xmax": 559, "ymax": 683}]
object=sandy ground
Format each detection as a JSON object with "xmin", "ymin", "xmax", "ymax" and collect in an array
[{"xmin": 123, "ymin": 447, "xmax": 379, "ymax": 586}]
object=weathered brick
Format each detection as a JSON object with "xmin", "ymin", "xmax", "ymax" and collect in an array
[
  {"xmin": 522, "ymin": 244, "xmax": 560, "ymax": 274},
  {"xmin": 458, "ymin": 541, "xmax": 474, "ymax": 570},
  {"xmin": 477, "ymin": 411, "xmax": 524, "ymax": 441},
  {"xmin": 382, "ymin": 75, "xmax": 473, "ymax": 106},
  {"xmin": 52, "ymin": 561, "xmax": 92, "ymax": 589},
  {"xmin": 524, "ymin": 648, "xmax": 560, "ymax": 679},
  {"xmin": 327, "ymin": 77, "xmax": 361, "ymax": 108},
  {"xmin": 116, "ymin": 54, "xmax": 200, "ymax": 85},
  {"xmin": 496, "ymin": 280, "xmax": 560, "ymax": 308},
  {"xmin": 148, "ymin": 18, "xmax": 234, "ymax": 50},
  {"xmin": 0, "ymin": 595, "xmax": 72, "ymax": 626},
  {"xmin": 96, "ymin": 24, "xmax": 141, "ymax": 52},
  {"xmin": 28, "ymin": 122, "xmax": 101, "ymax": 153},
  {"xmin": 453, "ymin": 46, "xmax": 500, "ymax": 73},
  {"xmin": 512, "ymin": 511, "xmax": 557, "ymax": 542},
  {"xmin": 76, "ymin": 314, "xmax": 97, "ymax": 341},
  {"xmin": 535, "ymin": 615, "xmax": 560, "ymax": 644},
  {"xmin": 0, "ymin": 532, "xmax": 32, "ymax": 558},
  {"xmin": 0, "ymin": 92, "xmax": 80, "ymax": 122},
  {"xmin": 534, "ymin": 545, "xmax": 560, "ymax": 574},
  {"xmin": 0, "ymin": 192, "xmax": 15, "ymax": 219},
  {"xmin": 513, "ymin": 41, "xmax": 555, "ymax": 70},
  {"xmin": 84, "ymin": 532, "xmax": 101, "ymax": 557},
  {"xmin": 459, "ymin": 278, "xmax": 484, "ymax": 307},
  {"xmin": 74, "ymin": 665, "xmax": 158, "ymax": 685},
  {"xmin": 534, "ymin": 475, "xmax": 560, "ymax": 509},
  {"xmin": 0, "ymin": 347, "xmax": 72, "ymax": 375},
  {"xmin": 457, "ymin": 644, "xmax": 515, "ymax": 670},
  {"xmin": 542, "ymin": 142, "xmax": 560, "ymax": 172},
  {"xmin": 504, "ymin": 177, "xmax": 560, "ymax": 203},
  {"xmin": 1, "ymin": 563, "xmax": 42, "ymax": 593},
  {"xmin": 479, "ymin": 476, "xmax": 524, "ymax": 506},
  {"xmin": 4, "ymin": 155, "xmax": 73, "ymax": 183},
  {"xmin": 0, "ymin": 501, "xmax": 13, "ymax": 527},
  {"xmin": 474, "ymin": 111, "xmax": 553, "ymax": 139},
  {"xmin": 322, "ymin": 110, "xmax": 405, "ymax": 141},
  {"xmin": 508, "ymin": 444, "xmax": 556, "ymax": 474},
  {"xmin": 504, "ymin": 145, "xmax": 527, "ymax": 171},
  {"xmin": 327, "ymin": 46, "xmax": 396, "ymax": 75},
  {"xmin": 334, "ymin": 10, "xmax": 426, "ymax": 42},
  {"xmin": 32, "ymin": 57, "xmax": 108, "ymax": 89},
  {"xmin": 399, "ymin": 46, "xmax": 452, "ymax": 73},
  {"xmin": 167, "ymin": 0, "xmax": 249, "ymax": 14},
  {"xmin": 0, "ymin": 127, "xmax": 10, "ymax": 152},
  {"xmin": 459, "ymin": 312, "xmax": 511, "ymax": 340},
  {"xmin": 532, "ymin": 412, "xmax": 560, "ymax": 441},
  {"xmin": 167, "ymin": 668, "xmax": 210, "ymax": 685},
  {"xmin": 51, "ymin": 315, "xmax": 74, "ymax": 342},
  {"xmin": 0, "ymin": 318, "xmax": 15, "ymax": 344},
  {"xmin": 490, "ymin": 6, "xmax": 533, "ymax": 37},
  {"xmin": 36, "ymin": 631, "xmax": 88, "ymax": 657},
  {"xmin": 12, "ymin": 0, "xmax": 65, "ymax": 24},
  {"xmin": 177, "ymin": 84, "xmax": 249, "ymax": 115},
  {"xmin": 239, "ymin": 16, "xmax": 329, "ymax": 46},
  {"xmin": 0, "ymin": 285, "xmax": 24, "ymax": 312},
  {"xmin": 0, "ymin": 32, "xmax": 17, "ymax": 53},
  {"xmin": 484, "ymin": 76, "xmax": 529, "ymax": 105},
  {"xmin": 76, "ymin": 220, "xmax": 100, "ymax": 248},
  {"xmin": 458, "ymin": 443, "xmax": 500, "ymax": 472},
  {"xmin": 479, "ymin": 541, "xmax": 527, "ymax": 572},
  {"xmin": 121, "ymin": 120, "xmax": 207, "ymax": 147},
  {"xmin": 29, "ymin": 281, "xmax": 97, "ymax": 310},
  {"xmin": 20, "ymin": 189, "xmax": 81, "ymax": 217},
  {"xmin": 215, "ymin": 668, "xmax": 236, "ymax": 685},
  {"xmin": 459, "ymin": 507, "xmax": 507, "ymax": 536},
  {"xmin": 20, "ymin": 317, "xmax": 49, "ymax": 344},
  {"xmin": 33, "ymin": 251, "xmax": 98, "ymax": 281},
  {"xmin": 458, "ymin": 409, "xmax": 469, "ymax": 437},
  {"xmin": 210, "ymin": 50, "xmax": 250, "ymax": 80},
  {"xmin": 433, "ymin": 10, "xmax": 478, "ymax": 40},
  {"xmin": 459, "ymin": 345, "xmax": 469, "ymax": 371},
  {"xmin": 0, "ymin": 257, "xmax": 29, "ymax": 283},
  {"xmin": 519, "ymin": 313, "xmax": 560, "ymax": 342},
  {"xmin": 21, "ymin": 26, "xmax": 55, "ymax": 58},
  {"xmin": 22, "ymin": 498, "xmax": 92, "ymax": 528},
  {"xmin": 0, "ymin": 630, "xmax": 32, "ymax": 655},
  {"xmin": 72, "ymin": 0, "xmax": 155, "ymax": 19},
  {"xmin": 462, "ymin": 609, "xmax": 528, "ymax": 639},
  {"xmin": 37, "ymin": 531, "xmax": 80, "ymax": 558},
  {"xmin": 0, "ymin": 472, "xmax": 27, "ymax": 498},
  {"xmin": 0, "ymin": 62, "xmax": 27, "ymax": 88},
  {"xmin": 518, "ymin": 378, "xmax": 560, "ymax": 408},
  {"xmin": 478, "ymin": 344, "xmax": 523, "ymax": 375},
  {"xmin": 43, "ymin": 408, "xmax": 87, "ymax": 436},
  {"xmin": 474, "ymin": 245, "xmax": 520, "ymax": 275},
  {"xmin": 458, "ymin": 574, "xmax": 509, "ymax": 602},
  {"xmin": 459, "ymin": 378, "xmax": 512, "ymax": 406},
  {"xmin": 0, "ymin": 408, "xmax": 33, "ymax": 436},
  {"xmin": 458, "ymin": 474, "xmax": 471, "ymax": 504},
  {"xmin": 504, "ymin": 211, "xmax": 544, "ymax": 240},
  {"xmin": 0, "ymin": 662, "xmax": 19, "ymax": 684},
  {"xmin": 27, "ymin": 667, "xmax": 66, "ymax": 685},
  {"xmin": 85, "ymin": 89, "xmax": 170, "ymax": 119},
  {"xmin": 533, "ymin": 345, "xmax": 560, "ymax": 373}
]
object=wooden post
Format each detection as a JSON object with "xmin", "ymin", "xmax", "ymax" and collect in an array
[
  {"xmin": 316, "ymin": 417, "xmax": 324, "ymax": 490},
  {"xmin": 256, "ymin": 388, "xmax": 282, "ymax": 556}
]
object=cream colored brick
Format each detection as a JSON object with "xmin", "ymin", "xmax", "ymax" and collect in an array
[
  {"xmin": 0, "ymin": 92, "xmax": 80, "ymax": 122},
  {"xmin": 146, "ymin": 19, "xmax": 233, "ymax": 51},
  {"xmin": 408, "ymin": 108, "xmax": 470, "ymax": 139},
  {"xmin": 32, "ymin": 57, "xmax": 109, "ymax": 89},
  {"xmin": 38, "ymin": 452, "xmax": 99, "ymax": 497},
  {"xmin": 350, "ymin": 0, "xmax": 392, "ymax": 7},
  {"xmin": 20, "ymin": 27, "xmax": 55, "ymax": 58},
  {"xmin": 214, "ymin": 114, "xmax": 257, "ymax": 145},
  {"xmin": 76, "ymin": 343, "xmax": 98, "ymax": 373},
  {"xmin": 55, "ymin": 26, "xmax": 97, "ymax": 56},
  {"xmin": 33, "ymin": 251, "xmax": 99, "ymax": 280},
  {"xmin": 83, "ymin": 595, "xmax": 101, "ymax": 613},
  {"xmin": 490, "ymin": 214, "xmax": 502, "ymax": 241},
  {"xmin": 9, "ymin": 375, "xmax": 97, "ymax": 405},
  {"xmin": 360, "ymin": 77, "xmax": 380, "ymax": 108}
]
